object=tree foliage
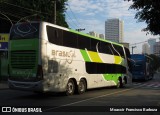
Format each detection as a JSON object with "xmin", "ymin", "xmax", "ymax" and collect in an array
[
  {"xmin": 125, "ymin": 0, "xmax": 160, "ymax": 35},
  {"xmin": 149, "ymin": 54, "xmax": 160, "ymax": 71},
  {"xmin": 0, "ymin": 0, "xmax": 68, "ymax": 28}
]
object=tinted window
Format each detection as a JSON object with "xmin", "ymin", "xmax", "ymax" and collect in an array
[
  {"xmin": 46, "ymin": 25, "xmax": 125, "ymax": 57},
  {"xmin": 77, "ymin": 35, "xmax": 90, "ymax": 50},
  {"xmin": 86, "ymin": 62, "xmax": 126, "ymax": 74},
  {"xmin": 113, "ymin": 45, "xmax": 125, "ymax": 57},
  {"xmin": 46, "ymin": 26, "xmax": 63, "ymax": 45},
  {"xmin": 85, "ymin": 62, "xmax": 97, "ymax": 74},
  {"xmin": 63, "ymin": 31, "xmax": 77, "ymax": 48},
  {"xmin": 90, "ymin": 39, "xmax": 99, "ymax": 51},
  {"xmin": 99, "ymin": 42, "xmax": 113, "ymax": 55},
  {"xmin": 124, "ymin": 47, "xmax": 132, "ymax": 72},
  {"xmin": 10, "ymin": 23, "xmax": 39, "ymax": 40},
  {"xmin": 111, "ymin": 44, "xmax": 119, "ymax": 56},
  {"xmin": 97, "ymin": 63, "xmax": 106, "ymax": 73},
  {"xmin": 124, "ymin": 47, "xmax": 131, "ymax": 58}
]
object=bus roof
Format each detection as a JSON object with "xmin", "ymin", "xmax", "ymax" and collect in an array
[
  {"xmin": 15, "ymin": 21, "xmax": 124, "ymax": 47},
  {"xmin": 41, "ymin": 21, "xmax": 124, "ymax": 47}
]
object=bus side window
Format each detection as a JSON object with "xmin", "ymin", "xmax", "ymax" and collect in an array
[
  {"xmin": 48, "ymin": 60, "xmax": 58, "ymax": 73},
  {"xmin": 63, "ymin": 31, "xmax": 77, "ymax": 48},
  {"xmin": 46, "ymin": 25, "xmax": 63, "ymax": 45},
  {"xmin": 77, "ymin": 35, "xmax": 91, "ymax": 50},
  {"xmin": 99, "ymin": 42, "xmax": 113, "ymax": 55},
  {"xmin": 90, "ymin": 39, "xmax": 99, "ymax": 52},
  {"xmin": 111, "ymin": 44, "xmax": 120, "ymax": 56},
  {"xmin": 85, "ymin": 62, "xmax": 97, "ymax": 74},
  {"xmin": 114, "ymin": 45, "xmax": 125, "ymax": 58}
]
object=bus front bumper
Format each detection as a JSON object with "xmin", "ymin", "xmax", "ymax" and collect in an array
[{"xmin": 8, "ymin": 79, "xmax": 44, "ymax": 92}]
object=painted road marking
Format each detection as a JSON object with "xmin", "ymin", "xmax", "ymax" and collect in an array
[
  {"xmin": 133, "ymin": 82, "xmax": 160, "ymax": 89},
  {"xmin": 43, "ymin": 83, "xmax": 147, "ymax": 112}
]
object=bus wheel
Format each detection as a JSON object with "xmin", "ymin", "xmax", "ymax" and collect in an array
[
  {"xmin": 78, "ymin": 79, "xmax": 86, "ymax": 94},
  {"xmin": 66, "ymin": 79, "xmax": 75, "ymax": 96},
  {"xmin": 117, "ymin": 77, "xmax": 123, "ymax": 88}
]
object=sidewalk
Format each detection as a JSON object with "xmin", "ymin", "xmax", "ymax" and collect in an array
[{"xmin": 0, "ymin": 80, "xmax": 9, "ymax": 90}]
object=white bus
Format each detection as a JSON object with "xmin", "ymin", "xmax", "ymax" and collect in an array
[{"xmin": 8, "ymin": 21, "xmax": 132, "ymax": 95}]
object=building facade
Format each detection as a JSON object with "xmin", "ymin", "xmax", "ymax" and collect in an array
[
  {"xmin": 88, "ymin": 31, "xmax": 99, "ymax": 38},
  {"xmin": 88, "ymin": 31, "xmax": 104, "ymax": 39},
  {"xmin": 153, "ymin": 41, "xmax": 160, "ymax": 56},
  {"xmin": 120, "ymin": 42, "xmax": 129, "ymax": 49},
  {"xmin": 105, "ymin": 18, "xmax": 124, "ymax": 43},
  {"xmin": 99, "ymin": 34, "xmax": 104, "ymax": 39},
  {"xmin": 148, "ymin": 38, "xmax": 156, "ymax": 54},
  {"xmin": 142, "ymin": 43, "xmax": 150, "ymax": 54}
]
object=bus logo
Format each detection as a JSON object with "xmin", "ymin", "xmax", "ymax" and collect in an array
[{"xmin": 52, "ymin": 50, "xmax": 76, "ymax": 58}]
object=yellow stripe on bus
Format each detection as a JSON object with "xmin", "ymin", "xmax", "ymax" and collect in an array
[
  {"xmin": 88, "ymin": 51, "xmax": 103, "ymax": 63},
  {"xmin": 114, "ymin": 56, "xmax": 122, "ymax": 64}
]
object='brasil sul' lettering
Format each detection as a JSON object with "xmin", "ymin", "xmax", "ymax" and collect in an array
[{"xmin": 52, "ymin": 50, "xmax": 76, "ymax": 58}]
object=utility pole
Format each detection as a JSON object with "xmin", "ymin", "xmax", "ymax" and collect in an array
[{"xmin": 132, "ymin": 46, "xmax": 136, "ymax": 54}]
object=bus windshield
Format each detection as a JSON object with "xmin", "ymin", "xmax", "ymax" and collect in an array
[
  {"xmin": 132, "ymin": 61, "xmax": 145, "ymax": 71},
  {"xmin": 10, "ymin": 22, "xmax": 39, "ymax": 40}
]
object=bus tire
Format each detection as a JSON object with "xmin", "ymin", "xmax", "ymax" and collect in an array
[
  {"xmin": 117, "ymin": 77, "xmax": 123, "ymax": 88},
  {"xmin": 78, "ymin": 79, "xmax": 86, "ymax": 94},
  {"xmin": 66, "ymin": 79, "xmax": 75, "ymax": 96}
]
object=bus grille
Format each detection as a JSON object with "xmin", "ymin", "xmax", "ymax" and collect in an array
[{"xmin": 11, "ymin": 51, "xmax": 36, "ymax": 69}]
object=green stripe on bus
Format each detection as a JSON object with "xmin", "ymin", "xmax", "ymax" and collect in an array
[
  {"xmin": 80, "ymin": 50, "xmax": 91, "ymax": 62},
  {"xmin": 103, "ymin": 74, "xmax": 121, "ymax": 84},
  {"xmin": 103, "ymin": 74, "xmax": 113, "ymax": 81},
  {"xmin": 69, "ymin": 29, "xmax": 112, "ymax": 44}
]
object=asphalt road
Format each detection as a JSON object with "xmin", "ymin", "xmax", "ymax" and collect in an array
[{"xmin": 0, "ymin": 73, "xmax": 160, "ymax": 115}]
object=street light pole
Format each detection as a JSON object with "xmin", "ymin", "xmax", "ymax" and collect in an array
[{"xmin": 132, "ymin": 46, "xmax": 136, "ymax": 54}]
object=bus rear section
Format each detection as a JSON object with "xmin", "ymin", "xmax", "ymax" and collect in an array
[{"xmin": 8, "ymin": 22, "xmax": 44, "ymax": 91}]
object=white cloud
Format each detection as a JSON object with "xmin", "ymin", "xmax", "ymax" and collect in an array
[
  {"xmin": 67, "ymin": 0, "xmax": 135, "ymax": 29},
  {"xmin": 67, "ymin": 0, "xmax": 107, "ymax": 16},
  {"xmin": 66, "ymin": 0, "xmax": 158, "ymax": 53},
  {"xmin": 85, "ymin": 12, "xmax": 95, "ymax": 16},
  {"xmin": 104, "ymin": 0, "xmax": 134, "ymax": 18}
]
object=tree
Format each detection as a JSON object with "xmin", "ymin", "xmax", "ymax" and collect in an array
[
  {"xmin": 125, "ymin": 0, "xmax": 160, "ymax": 35},
  {"xmin": 149, "ymin": 54, "xmax": 160, "ymax": 72},
  {"xmin": 0, "ymin": 0, "xmax": 68, "ymax": 32}
]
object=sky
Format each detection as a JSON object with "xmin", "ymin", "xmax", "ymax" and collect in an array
[{"xmin": 65, "ymin": 0, "xmax": 159, "ymax": 54}]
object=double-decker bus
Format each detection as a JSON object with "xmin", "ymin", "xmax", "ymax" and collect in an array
[
  {"xmin": 131, "ymin": 54, "xmax": 154, "ymax": 81},
  {"xmin": 8, "ymin": 21, "xmax": 132, "ymax": 95}
]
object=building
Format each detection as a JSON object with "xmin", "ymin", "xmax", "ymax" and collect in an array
[
  {"xmin": 88, "ymin": 31, "xmax": 99, "ymax": 38},
  {"xmin": 99, "ymin": 34, "xmax": 104, "ymax": 39},
  {"xmin": 153, "ymin": 41, "xmax": 160, "ymax": 56},
  {"xmin": 0, "ymin": 33, "xmax": 9, "ymax": 79},
  {"xmin": 142, "ymin": 43, "xmax": 150, "ymax": 54},
  {"xmin": 88, "ymin": 31, "xmax": 104, "ymax": 39},
  {"xmin": 148, "ymin": 38, "xmax": 156, "ymax": 54},
  {"xmin": 105, "ymin": 18, "xmax": 124, "ymax": 43},
  {"xmin": 120, "ymin": 42, "xmax": 129, "ymax": 49}
]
